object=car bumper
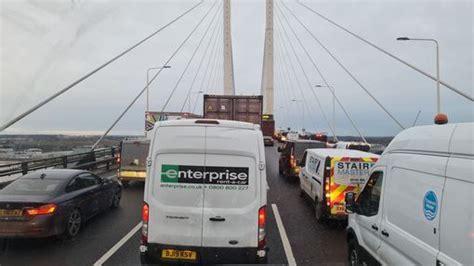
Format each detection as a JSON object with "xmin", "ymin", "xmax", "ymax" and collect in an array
[
  {"xmin": 140, "ymin": 243, "xmax": 265, "ymax": 264},
  {"xmin": 0, "ymin": 214, "xmax": 63, "ymax": 238}
]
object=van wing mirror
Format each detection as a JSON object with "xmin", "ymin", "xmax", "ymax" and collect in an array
[{"xmin": 345, "ymin": 192, "xmax": 358, "ymax": 214}]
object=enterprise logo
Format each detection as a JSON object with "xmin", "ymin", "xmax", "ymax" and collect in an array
[{"xmin": 161, "ymin": 164, "xmax": 249, "ymax": 185}]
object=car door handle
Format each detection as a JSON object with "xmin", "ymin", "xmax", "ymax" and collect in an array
[
  {"xmin": 381, "ymin": 230, "xmax": 389, "ymax": 237},
  {"xmin": 371, "ymin": 224, "xmax": 379, "ymax": 231},
  {"xmin": 209, "ymin": 216, "xmax": 225, "ymax": 222}
]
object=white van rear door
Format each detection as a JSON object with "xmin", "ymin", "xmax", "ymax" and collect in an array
[
  {"xmin": 148, "ymin": 126, "xmax": 205, "ymax": 246},
  {"xmin": 202, "ymin": 126, "xmax": 260, "ymax": 248}
]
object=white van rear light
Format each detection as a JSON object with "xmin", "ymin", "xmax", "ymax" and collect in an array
[
  {"xmin": 141, "ymin": 202, "xmax": 149, "ymax": 244},
  {"xmin": 258, "ymin": 206, "xmax": 266, "ymax": 249}
]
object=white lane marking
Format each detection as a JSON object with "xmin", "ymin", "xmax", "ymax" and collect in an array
[
  {"xmin": 93, "ymin": 222, "xmax": 143, "ymax": 266},
  {"xmin": 271, "ymin": 204, "xmax": 296, "ymax": 266}
]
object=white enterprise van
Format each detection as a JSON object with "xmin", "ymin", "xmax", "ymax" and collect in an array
[
  {"xmin": 345, "ymin": 122, "xmax": 473, "ymax": 266},
  {"xmin": 299, "ymin": 149, "xmax": 379, "ymax": 222},
  {"xmin": 140, "ymin": 119, "xmax": 268, "ymax": 265}
]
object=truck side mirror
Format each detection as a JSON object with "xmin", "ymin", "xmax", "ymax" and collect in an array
[
  {"xmin": 277, "ymin": 147, "xmax": 282, "ymax": 152},
  {"xmin": 345, "ymin": 192, "xmax": 358, "ymax": 213}
]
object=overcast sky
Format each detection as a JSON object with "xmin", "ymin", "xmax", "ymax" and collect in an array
[{"xmin": 1, "ymin": 0, "xmax": 472, "ymax": 137}]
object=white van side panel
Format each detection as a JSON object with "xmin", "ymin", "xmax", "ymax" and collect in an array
[
  {"xmin": 378, "ymin": 154, "xmax": 446, "ymax": 265},
  {"xmin": 438, "ymin": 156, "xmax": 474, "ymax": 265},
  {"xmin": 147, "ymin": 126, "xmax": 206, "ymax": 246},
  {"xmin": 201, "ymin": 127, "xmax": 261, "ymax": 248}
]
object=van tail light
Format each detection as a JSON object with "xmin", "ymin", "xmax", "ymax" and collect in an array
[
  {"xmin": 290, "ymin": 153, "xmax": 297, "ymax": 168},
  {"xmin": 258, "ymin": 206, "xmax": 266, "ymax": 249},
  {"xmin": 141, "ymin": 202, "xmax": 149, "ymax": 244},
  {"xmin": 325, "ymin": 177, "xmax": 331, "ymax": 206},
  {"xmin": 25, "ymin": 204, "xmax": 57, "ymax": 216},
  {"xmin": 117, "ymin": 153, "xmax": 121, "ymax": 164}
]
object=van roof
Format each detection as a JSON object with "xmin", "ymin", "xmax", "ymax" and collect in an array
[
  {"xmin": 155, "ymin": 119, "xmax": 260, "ymax": 131},
  {"xmin": 306, "ymin": 148, "xmax": 379, "ymax": 158},
  {"xmin": 384, "ymin": 122, "xmax": 473, "ymax": 156}
]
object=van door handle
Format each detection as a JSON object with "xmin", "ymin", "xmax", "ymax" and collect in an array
[
  {"xmin": 381, "ymin": 230, "xmax": 389, "ymax": 237},
  {"xmin": 371, "ymin": 224, "xmax": 379, "ymax": 231},
  {"xmin": 209, "ymin": 216, "xmax": 226, "ymax": 222}
]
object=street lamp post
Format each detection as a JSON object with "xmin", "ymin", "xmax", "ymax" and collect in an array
[
  {"xmin": 315, "ymin": 84, "xmax": 336, "ymax": 137},
  {"xmin": 189, "ymin": 90, "xmax": 204, "ymax": 112},
  {"xmin": 146, "ymin": 66, "xmax": 171, "ymax": 113},
  {"xmin": 292, "ymin": 99, "xmax": 304, "ymax": 131},
  {"xmin": 397, "ymin": 37, "xmax": 443, "ymax": 120}
]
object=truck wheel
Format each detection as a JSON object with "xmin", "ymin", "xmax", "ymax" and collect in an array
[
  {"xmin": 348, "ymin": 238, "xmax": 361, "ymax": 266},
  {"xmin": 140, "ymin": 253, "xmax": 154, "ymax": 265},
  {"xmin": 314, "ymin": 200, "xmax": 325, "ymax": 223}
]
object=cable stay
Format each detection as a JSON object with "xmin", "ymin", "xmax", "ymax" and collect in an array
[
  {"xmin": 180, "ymin": 7, "xmax": 223, "ymax": 112},
  {"xmin": 0, "ymin": 0, "xmax": 205, "ymax": 132},
  {"xmin": 281, "ymin": 1, "xmax": 405, "ymax": 130},
  {"xmin": 275, "ymin": 17, "xmax": 337, "ymax": 139},
  {"xmin": 276, "ymin": 2, "xmax": 367, "ymax": 143},
  {"xmin": 191, "ymin": 22, "xmax": 223, "ymax": 113},
  {"xmin": 160, "ymin": 2, "xmax": 222, "ymax": 113},
  {"xmin": 90, "ymin": 1, "xmax": 217, "ymax": 150},
  {"xmin": 296, "ymin": 0, "xmax": 473, "ymax": 102}
]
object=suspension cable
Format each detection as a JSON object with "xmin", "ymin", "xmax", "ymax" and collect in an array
[
  {"xmin": 276, "ymin": 2, "xmax": 367, "ymax": 143},
  {"xmin": 180, "ymin": 4, "xmax": 223, "ymax": 112},
  {"xmin": 296, "ymin": 0, "xmax": 473, "ymax": 102},
  {"xmin": 0, "ymin": 0, "xmax": 205, "ymax": 132},
  {"xmin": 281, "ymin": 1, "xmax": 405, "ymax": 130},
  {"xmin": 91, "ymin": 1, "xmax": 216, "ymax": 150}
]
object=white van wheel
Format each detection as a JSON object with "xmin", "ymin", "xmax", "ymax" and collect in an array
[{"xmin": 348, "ymin": 239, "xmax": 361, "ymax": 266}]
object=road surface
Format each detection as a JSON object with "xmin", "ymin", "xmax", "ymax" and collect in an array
[{"xmin": 0, "ymin": 146, "xmax": 347, "ymax": 266}]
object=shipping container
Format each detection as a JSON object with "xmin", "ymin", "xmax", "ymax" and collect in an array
[
  {"xmin": 261, "ymin": 114, "xmax": 275, "ymax": 137},
  {"xmin": 203, "ymin": 95, "xmax": 263, "ymax": 126}
]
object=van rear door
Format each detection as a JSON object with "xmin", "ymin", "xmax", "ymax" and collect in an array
[
  {"xmin": 202, "ymin": 126, "xmax": 261, "ymax": 249},
  {"xmin": 148, "ymin": 126, "xmax": 205, "ymax": 247},
  {"xmin": 330, "ymin": 156, "xmax": 378, "ymax": 215}
]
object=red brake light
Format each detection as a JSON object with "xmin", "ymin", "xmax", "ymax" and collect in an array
[
  {"xmin": 26, "ymin": 204, "xmax": 57, "ymax": 216},
  {"xmin": 141, "ymin": 202, "xmax": 149, "ymax": 244},
  {"xmin": 142, "ymin": 202, "xmax": 149, "ymax": 222},
  {"xmin": 258, "ymin": 206, "xmax": 266, "ymax": 249}
]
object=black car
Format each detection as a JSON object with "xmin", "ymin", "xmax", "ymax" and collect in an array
[
  {"xmin": 263, "ymin": 136, "xmax": 274, "ymax": 146},
  {"xmin": 278, "ymin": 140, "xmax": 327, "ymax": 177},
  {"xmin": 0, "ymin": 169, "xmax": 122, "ymax": 239}
]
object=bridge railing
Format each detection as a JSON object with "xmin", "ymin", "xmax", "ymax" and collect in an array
[{"xmin": 0, "ymin": 147, "xmax": 119, "ymax": 180}]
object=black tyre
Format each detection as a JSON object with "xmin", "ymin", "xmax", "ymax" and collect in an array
[
  {"xmin": 64, "ymin": 209, "xmax": 81, "ymax": 239},
  {"xmin": 110, "ymin": 190, "xmax": 122, "ymax": 209},
  {"xmin": 299, "ymin": 185, "xmax": 305, "ymax": 197},
  {"xmin": 314, "ymin": 199, "xmax": 325, "ymax": 223},
  {"xmin": 348, "ymin": 238, "xmax": 361, "ymax": 266},
  {"xmin": 121, "ymin": 180, "xmax": 129, "ymax": 187},
  {"xmin": 140, "ymin": 253, "xmax": 155, "ymax": 265}
]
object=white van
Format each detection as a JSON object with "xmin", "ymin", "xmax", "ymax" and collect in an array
[
  {"xmin": 299, "ymin": 149, "xmax": 379, "ymax": 222},
  {"xmin": 140, "ymin": 119, "xmax": 268, "ymax": 265},
  {"xmin": 345, "ymin": 122, "xmax": 473, "ymax": 265}
]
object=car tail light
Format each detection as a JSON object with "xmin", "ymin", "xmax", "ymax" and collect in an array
[
  {"xmin": 25, "ymin": 204, "xmax": 57, "ymax": 216},
  {"xmin": 141, "ymin": 202, "xmax": 149, "ymax": 244},
  {"xmin": 258, "ymin": 206, "xmax": 266, "ymax": 249}
]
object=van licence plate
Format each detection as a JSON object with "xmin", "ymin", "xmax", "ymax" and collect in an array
[
  {"xmin": 161, "ymin": 249, "xmax": 197, "ymax": 260},
  {"xmin": 0, "ymin": 209, "xmax": 23, "ymax": 217}
]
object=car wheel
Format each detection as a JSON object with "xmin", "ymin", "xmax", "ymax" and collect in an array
[
  {"xmin": 64, "ymin": 209, "xmax": 82, "ymax": 239},
  {"xmin": 348, "ymin": 238, "xmax": 361, "ymax": 266},
  {"xmin": 111, "ymin": 190, "xmax": 122, "ymax": 209},
  {"xmin": 315, "ymin": 199, "xmax": 325, "ymax": 223}
]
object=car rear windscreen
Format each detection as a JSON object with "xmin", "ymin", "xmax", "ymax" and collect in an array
[{"xmin": 1, "ymin": 178, "xmax": 63, "ymax": 195}]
